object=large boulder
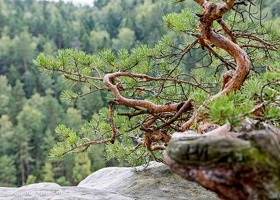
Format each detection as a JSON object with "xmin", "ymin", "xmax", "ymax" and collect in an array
[{"xmin": 0, "ymin": 162, "xmax": 218, "ymax": 200}]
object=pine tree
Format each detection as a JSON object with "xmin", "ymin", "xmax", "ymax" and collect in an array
[
  {"xmin": 0, "ymin": 76, "xmax": 12, "ymax": 116},
  {"xmin": 72, "ymin": 153, "xmax": 91, "ymax": 184},
  {"xmin": 0, "ymin": 155, "xmax": 17, "ymax": 187},
  {"xmin": 43, "ymin": 162, "xmax": 55, "ymax": 182},
  {"xmin": 34, "ymin": 0, "xmax": 280, "ymax": 166}
]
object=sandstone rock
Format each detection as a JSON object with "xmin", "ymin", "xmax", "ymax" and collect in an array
[
  {"xmin": 78, "ymin": 161, "xmax": 218, "ymax": 200},
  {"xmin": 0, "ymin": 162, "xmax": 218, "ymax": 200},
  {"xmin": 0, "ymin": 182, "xmax": 132, "ymax": 200}
]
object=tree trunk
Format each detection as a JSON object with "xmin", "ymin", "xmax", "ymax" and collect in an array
[
  {"xmin": 165, "ymin": 123, "xmax": 280, "ymax": 200},
  {"xmin": 195, "ymin": 0, "xmax": 250, "ymax": 96},
  {"xmin": 19, "ymin": 143, "xmax": 25, "ymax": 185}
]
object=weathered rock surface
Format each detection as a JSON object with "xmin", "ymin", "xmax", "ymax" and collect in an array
[
  {"xmin": 165, "ymin": 124, "xmax": 280, "ymax": 200},
  {"xmin": 0, "ymin": 162, "xmax": 218, "ymax": 200},
  {"xmin": 0, "ymin": 182, "xmax": 131, "ymax": 200}
]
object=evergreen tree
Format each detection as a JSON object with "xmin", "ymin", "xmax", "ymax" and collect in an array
[
  {"xmin": 0, "ymin": 115, "xmax": 14, "ymax": 155},
  {"xmin": 63, "ymin": 108, "xmax": 83, "ymax": 132},
  {"xmin": 41, "ymin": 129, "xmax": 56, "ymax": 161},
  {"xmin": 0, "ymin": 76, "xmax": 12, "ymax": 116},
  {"xmin": 41, "ymin": 90, "xmax": 64, "ymax": 132},
  {"xmin": 34, "ymin": 0, "xmax": 280, "ymax": 167},
  {"xmin": 42, "ymin": 162, "xmax": 55, "ymax": 182},
  {"xmin": 15, "ymin": 124, "xmax": 33, "ymax": 185},
  {"xmin": 15, "ymin": 102, "xmax": 43, "ymax": 184},
  {"xmin": 0, "ymin": 33, "xmax": 13, "ymax": 74},
  {"xmin": 23, "ymin": 175, "xmax": 37, "ymax": 186},
  {"xmin": 112, "ymin": 27, "xmax": 136, "ymax": 51},
  {"xmin": 10, "ymin": 80, "xmax": 26, "ymax": 123},
  {"xmin": 77, "ymin": 85, "xmax": 104, "ymax": 121},
  {"xmin": 72, "ymin": 153, "xmax": 91, "ymax": 184},
  {"xmin": 0, "ymin": 155, "xmax": 17, "ymax": 187},
  {"xmin": 89, "ymin": 30, "xmax": 110, "ymax": 53},
  {"xmin": 11, "ymin": 28, "xmax": 37, "ymax": 73}
]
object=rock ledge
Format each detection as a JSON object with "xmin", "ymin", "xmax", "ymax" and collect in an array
[{"xmin": 0, "ymin": 162, "xmax": 218, "ymax": 200}]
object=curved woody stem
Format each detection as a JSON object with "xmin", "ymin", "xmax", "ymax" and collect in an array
[
  {"xmin": 181, "ymin": 0, "xmax": 251, "ymax": 130},
  {"xmin": 196, "ymin": 0, "xmax": 250, "ymax": 95}
]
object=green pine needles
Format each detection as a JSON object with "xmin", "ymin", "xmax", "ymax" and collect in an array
[{"xmin": 34, "ymin": 0, "xmax": 280, "ymax": 166}]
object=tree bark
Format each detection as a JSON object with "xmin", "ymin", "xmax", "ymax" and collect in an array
[
  {"xmin": 165, "ymin": 123, "xmax": 280, "ymax": 199},
  {"xmin": 194, "ymin": 0, "xmax": 250, "ymax": 95},
  {"xmin": 19, "ymin": 143, "xmax": 25, "ymax": 185},
  {"xmin": 181, "ymin": 0, "xmax": 251, "ymax": 131}
]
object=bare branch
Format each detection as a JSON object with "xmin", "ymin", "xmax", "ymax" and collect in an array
[{"xmin": 103, "ymin": 72, "xmax": 192, "ymax": 113}]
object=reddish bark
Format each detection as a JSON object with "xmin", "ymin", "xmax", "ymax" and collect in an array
[{"xmin": 165, "ymin": 127, "xmax": 280, "ymax": 200}]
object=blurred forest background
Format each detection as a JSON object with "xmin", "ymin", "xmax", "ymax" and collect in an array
[{"xmin": 0, "ymin": 0, "xmax": 279, "ymax": 187}]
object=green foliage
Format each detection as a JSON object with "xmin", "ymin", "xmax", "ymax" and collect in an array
[
  {"xmin": 191, "ymin": 90, "xmax": 210, "ymax": 104},
  {"xmin": 72, "ymin": 152, "xmax": 91, "ymax": 184},
  {"xmin": 0, "ymin": 115, "xmax": 14, "ymax": 155},
  {"xmin": 163, "ymin": 8, "xmax": 198, "ymax": 33},
  {"xmin": 60, "ymin": 90, "xmax": 80, "ymax": 104},
  {"xmin": 43, "ymin": 162, "xmax": 55, "ymax": 182},
  {"xmin": 49, "ymin": 107, "xmax": 111, "ymax": 162},
  {"xmin": 200, "ymin": 60, "xmax": 280, "ymax": 127},
  {"xmin": 0, "ymin": 0, "xmax": 184, "ymax": 186},
  {"xmin": 23, "ymin": 175, "xmax": 37, "ymax": 186},
  {"xmin": 49, "ymin": 125, "xmax": 78, "ymax": 161},
  {"xmin": 112, "ymin": 27, "xmax": 136, "ymax": 50},
  {"xmin": 0, "ymin": 155, "xmax": 17, "ymax": 187},
  {"xmin": 0, "ymin": 76, "xmax": 12, "ymax": 116},
  {"xmin": 105, "ymin": 140, "xmax": 146, "ymax": 166},
  {"xmin": 56, "ymin": 176, "xmax": 71, "ymax": 186},
  {"xmin": 34, "ymin": 0, "xmax": 280, "ymax": 168},
  {"xmin": 89, "ymin": 30, "xmax": 110, "ymax": 52},
  {"xmin": 208, "ymin": 92, "xmax": 254, "ymax": 126}
]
